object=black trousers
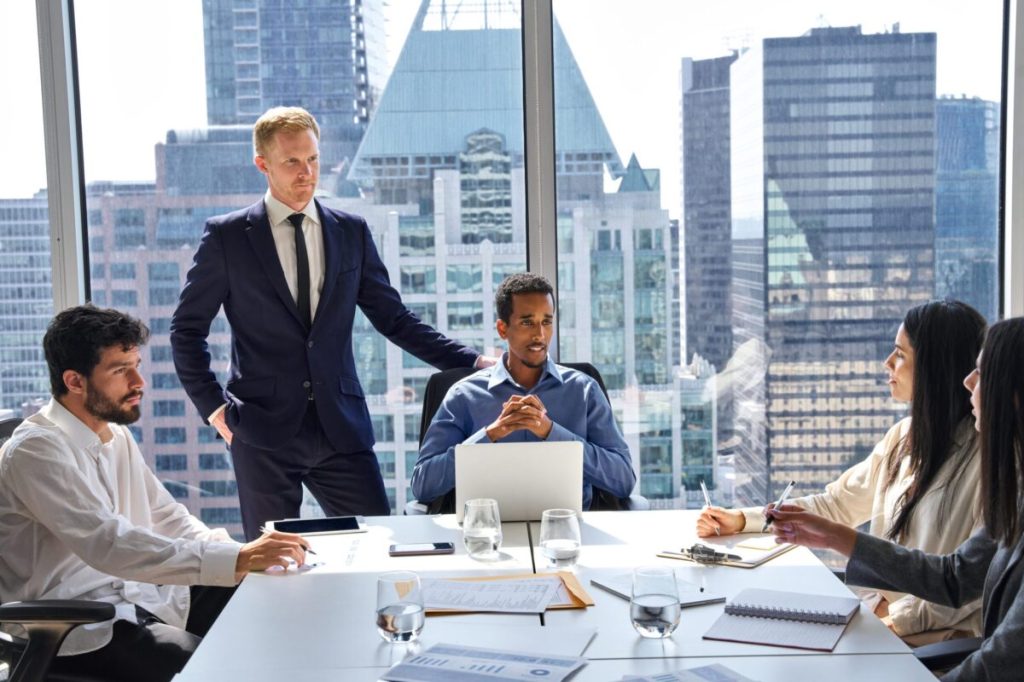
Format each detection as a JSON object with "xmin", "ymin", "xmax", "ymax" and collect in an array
[
  {"xmin": 230, "ymin": 402, "xmax": 391, "ymax": 540},
  {"xmin": 47, "ymin": 586, "xmax": 236, "ymax": 682}
]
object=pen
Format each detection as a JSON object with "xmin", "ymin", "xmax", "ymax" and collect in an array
[
  {"xmin": 761, "ymin": 480, "xmax": 796, "ymax": 533},
  {"xmin": 259, "ymin": 525, "xmax": 317, "ymax": 555},
  {"xmin": 699, "ymin": 479, "xmax": 719, "ymax": 535}
]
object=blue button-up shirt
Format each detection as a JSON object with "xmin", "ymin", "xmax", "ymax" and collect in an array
[{"xmin": 411, "ymin": 355, "xmax": 636, "ymax": 509}]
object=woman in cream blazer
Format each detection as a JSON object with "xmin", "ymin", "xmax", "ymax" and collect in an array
[{"xmin": 698, "ymin": 300, "xmax": 986, "ymax": 639}]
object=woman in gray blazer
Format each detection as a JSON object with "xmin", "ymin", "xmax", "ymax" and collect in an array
[{"xmin": 769, "ymin": 317, "xmax": 1024, "ymax": 682}]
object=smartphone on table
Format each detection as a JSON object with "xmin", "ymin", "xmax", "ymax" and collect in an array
[{"xmin": 388, "ymin": 542, "xmax": 456, "ymax": 557}]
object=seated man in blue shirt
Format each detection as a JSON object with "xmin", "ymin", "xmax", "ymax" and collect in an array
[{"xmin": 412, "ymin": 273, "xmax": 636, "ymax": 509}]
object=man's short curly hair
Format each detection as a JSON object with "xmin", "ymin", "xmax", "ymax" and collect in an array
[
  {"xmin": 43, "ymin": 305, "xmax": 150, "ymax": 396},
  {"xmin": 494, "ymin": 273, "xmax": 554, "ymax": 323}
]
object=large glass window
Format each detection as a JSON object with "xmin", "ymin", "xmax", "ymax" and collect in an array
[
  {"xmin": 73, "ymin": 0, "xmax": 527, "ymax": 530},
  {"xmin": 0, "ymin": 2, "xmax": 52, "ymax": 418},
  {"xmin": 553, "ymin": 0, "xmax": 1002, "ymax": 508}
]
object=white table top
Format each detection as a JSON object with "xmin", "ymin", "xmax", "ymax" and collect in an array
[
  {"xmin": 176, "ymin": 654, "xmax": 935, "ymax": 682},
  {"xmin": 176, "ymin": 510, "xmax": 930, "ymax": 681},
  {"xmin": 535, "ymin": 510, "xmax": 908, "ymax": 659}
]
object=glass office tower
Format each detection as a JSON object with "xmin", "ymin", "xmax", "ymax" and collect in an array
[
  {"xmin": 935, "ymin": 96, "xmax": 1000, "ymax": 323},
  {"xmin": 731, "ymin": 26, "xmax": 936, "ymax": 499},
  {"xmin": 202, "ymin": 0, "xmax": 386, "ymax": 169}
]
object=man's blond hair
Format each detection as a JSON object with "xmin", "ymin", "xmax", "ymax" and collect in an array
[{"xmin": 253, "ymin": 106, "xmax": 320, "ymax": 157}]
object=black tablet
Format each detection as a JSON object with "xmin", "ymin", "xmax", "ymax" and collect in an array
[{"xmin": 266, "ymin": 515, "xmax": 365, "ymax": 536}]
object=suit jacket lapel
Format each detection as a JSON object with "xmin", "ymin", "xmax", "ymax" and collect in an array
[
  {"xmin": 244, "ymin": 201, "xmax": 307, "ymax": 329},
  {"xmin": 315, "ymin": 201, "xmax": 350, "ymax": 328}
]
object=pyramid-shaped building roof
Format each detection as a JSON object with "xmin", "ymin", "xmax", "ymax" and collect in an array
[{"xmin": 349, "ymin": 2, "xmax": 622, "ymax": 180}]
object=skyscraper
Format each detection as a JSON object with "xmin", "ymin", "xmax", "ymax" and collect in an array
[
  {"xmin": 0, "ymin": 196, "xmax": 53, "ymax": 412},
  {"xmin": 935, "ymin": 95, "xmax": 1000, "ymax": 322},
  {"xmin": 202, "ymin": 0, "xmax": 387, "ymax": 168},
  {"xmin": 681, "ymin": 54, "xmax": 737, "ymax": 372},
  {"xmin": 731, "ymin": 26, "xmax": 935, "ymax": 498}
]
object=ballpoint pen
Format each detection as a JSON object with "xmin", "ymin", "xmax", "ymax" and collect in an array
[
  {"xmin": 699, "ymin": 479, "xmax": 719, "ymax": 535},
  {"xmin": 761, "ymin": 480, "xmax": 796, "ymax": 533},
  {"xmin": 259, "ymin": 525, "xmax": 317, "ymax": 554}
]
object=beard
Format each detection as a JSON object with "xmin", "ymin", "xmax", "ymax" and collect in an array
[{"xmin": 85, "ymin": 387, "xmax": 142, "ymax": 425}]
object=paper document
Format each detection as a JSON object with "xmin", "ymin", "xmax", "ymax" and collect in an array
[
  {"xmin": 621, "ymin": 663, "xmax": 757, "ymax": 681},
  {"xmin": 422, "ymin": 578, "xmax": 561, "ymax": 613},
  {"xmin": 381, "ymin": 643, "xmax": 587, "ymax": 682},
  {"xmin": 589, "ymin": 571, "xmax": 725, "ymax": 608}
]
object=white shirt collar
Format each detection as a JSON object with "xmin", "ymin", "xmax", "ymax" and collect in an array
[
  {"xmin": 41, "ymin": 398, "xmax": 104, "ymax": 452},
  {"xmin": 263, "ymin": 190, "xmax": 319, "ymax": 228}
]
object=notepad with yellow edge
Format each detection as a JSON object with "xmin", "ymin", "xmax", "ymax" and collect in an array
[{"xmin": 703, "ymin": 588, "xmax": 860, "ymax": 651}]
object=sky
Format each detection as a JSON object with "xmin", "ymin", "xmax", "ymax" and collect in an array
[{"xmin": 0, "ymin": 0, "xmax": 1005, "ymax": 220}]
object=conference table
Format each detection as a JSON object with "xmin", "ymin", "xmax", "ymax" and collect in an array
[{"xmin": 174, "ymin": 510, "xmax": 935, "ymax": 681}]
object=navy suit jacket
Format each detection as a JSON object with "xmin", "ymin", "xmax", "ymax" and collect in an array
[{"xmin": 170, "ymin": 199, "xmax": 477, "ymax": 452}]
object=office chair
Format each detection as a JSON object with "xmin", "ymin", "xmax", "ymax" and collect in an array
[
  {"xmin": 912, "ymin": 636, "xmax": 982, "ymax": 671},
  {"xmin": 0, "ymin": 418, "xmax": 21, "ymax": 445},
  {"xmin": 0, "ymin": 600, "xmax": 114, "ymax": 682},
  {"xmin": 406, "ymin": 362, "xmax": 648, "ymax": 514}
]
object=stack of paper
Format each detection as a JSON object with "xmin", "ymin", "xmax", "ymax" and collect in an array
[{"xmin": 382, "ymin": 643, "xmax": 587, "ymax": 682}]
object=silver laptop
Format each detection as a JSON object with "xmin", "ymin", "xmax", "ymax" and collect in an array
[{"xmin": 454, "ymin": 441, "xmax": 584, "ymax": 522}]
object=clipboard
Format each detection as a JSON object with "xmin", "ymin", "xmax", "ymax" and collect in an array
[
  {"xmin": 658, "ymin": 539, "xmax": 796, "ymax": 568},
  {"xmin": 425, "ymin": 571, "xmax": 594, "ymax": 615}
]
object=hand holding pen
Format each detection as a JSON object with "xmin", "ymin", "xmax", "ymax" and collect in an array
[
  {"xmin": 761, "ymin": 480, "xmax": 796, "ymax": 533},
  {"xmin": 234, "ymin": 528, "xmax": 314, "ymax": 581},
  {"xmin": 699, "ymin": 479, "xmax": 719, "ymax": 535}
]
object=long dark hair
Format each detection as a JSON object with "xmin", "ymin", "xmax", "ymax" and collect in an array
[
  {"xmin": 885, "ymin": 300, "xmax": 986, "ymax": 542},
  {"xmin": 979, "ymin": 318, "xmax": 1024, "ymax": 546}
]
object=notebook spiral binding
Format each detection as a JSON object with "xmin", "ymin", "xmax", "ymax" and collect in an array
[{"xmin": 724, "ymin": 603, "xmax": 848, "ymax": 625}]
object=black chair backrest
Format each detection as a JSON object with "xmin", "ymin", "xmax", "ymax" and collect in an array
[
  {"xmin": 414, "ymin": 361, "xmax": 625, "ymax": 512},
  {"xmin": 0, "ymin": 417, "xmax": 22, "ymax": 447}
]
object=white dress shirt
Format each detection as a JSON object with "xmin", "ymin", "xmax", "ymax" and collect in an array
[
  {"xmin": 264, "ymin": 190, "xmax": 326, "ymax": 318},
  {"xmin": 0, "ymin": 399, "xmax": 240, "ymax": 655}
]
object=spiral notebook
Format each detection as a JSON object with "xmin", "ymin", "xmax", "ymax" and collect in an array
[{"xmin": 703, "ymin": 588, "xmax": 860, "ymax": 651}]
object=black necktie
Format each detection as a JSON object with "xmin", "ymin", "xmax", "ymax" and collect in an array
[{"xmin": 287, "ymin": 213, "xmax": 312, "ymax": 329}]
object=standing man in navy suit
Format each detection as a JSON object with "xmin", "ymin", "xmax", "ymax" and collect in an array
[{"xmin": 171, "ymin": 107, "xmax": 490, "ymax": 539}]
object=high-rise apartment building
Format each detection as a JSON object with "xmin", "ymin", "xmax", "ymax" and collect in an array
[
  {"xmin": 202, "ymin": 0, "xmax": 386, "ymax": 168},
  {"xmin": 731, "ymin": 26, "xmax": 935, "ymax": 498},
  {"xmin": 935, "ymin": 96, "xmax": 1000, "ymax": 322}
]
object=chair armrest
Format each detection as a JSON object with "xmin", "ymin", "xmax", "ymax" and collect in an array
[
  {"xmin": 0, "ymin": 601, "xmax": 114, "ymax": 625},
  {"xmin": 913, "ymin": 636, "xmax": 983, "ymax": 671},
  {"xmin": 627, "ymin": 494, "xmax": 650, "ymax": 511},
  {"xmin": 404, "ymin": 500, "xmax": 428, "ymax": 516}
]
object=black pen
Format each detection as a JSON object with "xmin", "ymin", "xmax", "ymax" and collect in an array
[
  {"xmin": 761, "ymin": 480, "xmax": 796, "ymax": 533},
  {"xmin": 259, "ymin": 525, "xmax": 317, "ymax": 554}
]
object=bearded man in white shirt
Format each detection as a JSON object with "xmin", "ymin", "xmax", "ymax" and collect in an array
[{"xmin": 0, "ymin": 305, "xmax": 310, "ymax": 682}]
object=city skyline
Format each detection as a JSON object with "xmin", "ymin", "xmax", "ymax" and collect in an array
[
  {"xmin": 0, "ymin": 2, "xmax": 1004, "ymax": 534},
  {"xmin": 1, "ymin": 0, "xmax": 1003, "ymax": 214}
]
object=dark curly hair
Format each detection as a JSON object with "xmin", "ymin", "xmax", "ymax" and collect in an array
[
  {"xmin": 494, "ymin": 273, "xmax": 554, "ymax": 323},
  {"xmin": 43, "ymin": 305, "xmax": 150, "ymax": 396}
]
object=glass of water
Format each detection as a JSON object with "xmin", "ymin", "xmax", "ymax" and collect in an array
[
  {"xmin": 539, "ymin": 508, "xmax": 581, "ymax": 569},
  {"xmin": 630, "ymin": 566, "xmax": 681, "ymax": 638},
  {"xmin": 376, "ymin": 571, "xmax": 425, "ymax": 643},
  {"xmin": 463, "ymin": 498, "xmax": 503, "ymax": 560}
]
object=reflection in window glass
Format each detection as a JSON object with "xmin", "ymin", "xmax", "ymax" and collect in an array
[{"xmin": 554, "ymin": 0, "xmax": 1002, "ymax": 509}]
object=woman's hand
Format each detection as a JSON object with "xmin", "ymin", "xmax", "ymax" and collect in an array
[
  {"xmin": 768, "ymin": 504, "xmax": 858, "ymax": 556},
  {"xmin": 696, "ymin": 507, "xmax": 746, "ymax": 537}
]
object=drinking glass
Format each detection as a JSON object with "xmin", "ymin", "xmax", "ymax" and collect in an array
[
  {"xmin": 376, "ymin": 571, "xmax": 424, "ymax": 643},
  {"xmin": 539, "ymin": 508, "xmax": 581, "ymax": 569},
  {"xmin": 630, "ymin": 566, "xmax": 680, "ymax": 638},
  {"xmin": 462, "ymin": 498, "xmax": 502, "ymax": 560}
]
